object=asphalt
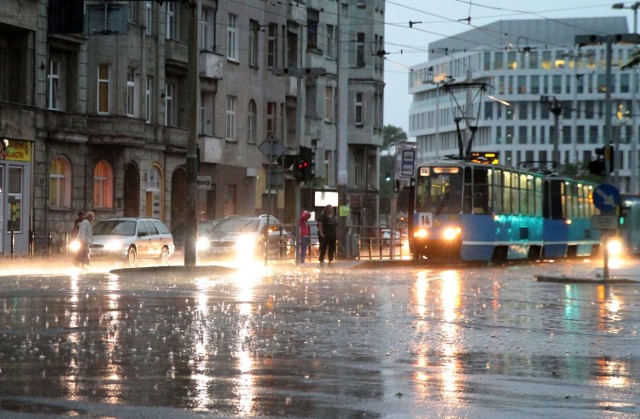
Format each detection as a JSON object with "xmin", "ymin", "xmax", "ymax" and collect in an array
[{"xmin": 2, "ymin": 254, "xmax": 640, "ymax": 284}]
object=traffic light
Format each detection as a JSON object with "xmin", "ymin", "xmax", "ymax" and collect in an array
[
  {"xmin": 296, "ymin": 146, "xmax": 314, "ymax": 182},
  {"xmin": 590, "ymin": 145, "xmax": 614, "ymax": 176}
]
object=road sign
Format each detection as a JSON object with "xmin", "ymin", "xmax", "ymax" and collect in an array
[
  {"xmin": 258, "ymin": 134, "xmax": 286, "ymax": 164},
  {"xmin": 593, "ymin": 183, "xmax": 620, "ymax": 212},
  {"xmin": 398, "ymin": 148, "xmax": 416, "ymax": 179},
  {"xmin": 591, "ymin": 215, "xmax": 618, "ymax": 230}
]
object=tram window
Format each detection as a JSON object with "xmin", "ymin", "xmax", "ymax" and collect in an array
[
  {"xmin": 535, "ymin": 177, "xmax": 542, "ymax": 216},
  {"xmin": 503, "ymin": 171, "xmax": 512, "ymax": 214},
  {"xmin": 472, "ymin": 168, "xmax": 490, "ymax": 214},
  {"xmin": 415, "ymin": 167, "xmax": 463, "ymax": 214},
  {"xmin": 520, "ymin": 174, "xmax": 529, "ymax": 215},
  {"xmin": 511, "ymin": 172, "xmax": 520, "ymax": 215},
  {"xmin": 493, "ymin": 169, "xmax": 503, "ymax": 214}
]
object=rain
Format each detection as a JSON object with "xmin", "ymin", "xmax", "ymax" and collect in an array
[{"xmin": 0, "ymin": 258, "xmax": 638, "ymax": 417}]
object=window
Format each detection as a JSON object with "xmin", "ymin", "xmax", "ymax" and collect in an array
[
  {"xmin": 200, "ymin": 92, "xmax": 214, "ymax": 135},
  {"xmin": 47, "ymin": 60, "xmax": 60, "ymax": 110},
  {"xmin": 97, "ymin": 64, "xmax": 110, "ymax": 114},
  {"xmin": 200, "ymin": 7, "xmax": 216, "ymax": 52},
  {"xmin": 126, "ymin": 67, "xmax": 138, "ymax": 117},
  {"xmin": 266, "ymin": 102, "xmax": 276, "ymax": 137},
  {"xmin": 94, "ymin": 160, "xmax": 113, "ymax": 209},
  {"xmin": 324, "ymin": 86, "xmax": 334, "ymax": 122},
  {"xmin": 307, "ymin": 10, "xmax": 319, "ymax": 50},
  {"xmin": 226, "ymin": 95, "xmax": 236, "ymax": 141},
  {"xmin": 227, "ymin": 13, "xmax": 238, "ymax": 61},
  {"xmin": 326, "ymin": 24, "xmax": 335, "ymax": 59},
  {"xmin": 267, "ymin": 23, "xmax": 278, "ymax": 68},
  {"xmin": 145, "ymin": 1, "xmax": 153, "ymax": 35},
  {"xmin": 249, "ymin": 20, "xmax": 259, "ymax": 67},
  {"xmin": 145, "ymin": 76, "xmax": 153, "ymax": 123},
  {"xmin": 50, "ymin": 156, "xmax": 71, "ymax": 208},
  {"xmin": 164, "ymin": 82, "xmax": 175, "ymax": 126},
  {"xmin": 248, "ymin": 99, "xmax": 257, "ymax": 144},
  {"xmin": 166, "ymin": 2, "xmax": 176, "ymax": 40},
  {"xmin": 356, "ymin": 32, "xmax": 365, "ymax": 68},
  {"xmin": 355, "ymin": 92, "xmax": 364, "ymax": 126},
  {"xmin": 128, "ymin": 1, "xmax": 140, "ymax": 24}
]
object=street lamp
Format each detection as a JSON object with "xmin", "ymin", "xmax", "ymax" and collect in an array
[
  {"xmin": 540, "ymin": 96, "xmax": 563, "ymax": 168},
  {"xmin": 423, "ymin": 68, "xmax": 452, "ymax": 159},
  {"xmin": 612, "ymin": 2, "xmax": 640, "ymax": 33}
]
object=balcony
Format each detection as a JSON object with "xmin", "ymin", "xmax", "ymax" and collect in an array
[{"xmin": 200, "ymin": 51, "xmax": 224, "ymax": 80}]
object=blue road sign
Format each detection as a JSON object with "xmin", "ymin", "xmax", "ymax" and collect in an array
[{"xmin": 593, "ymin": 183, "xmax": 620, "ymax": 212}]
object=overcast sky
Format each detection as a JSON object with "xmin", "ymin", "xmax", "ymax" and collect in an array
[{"xmin": 382, "ymin": 0, "xmax": 635, "ymax": 138}]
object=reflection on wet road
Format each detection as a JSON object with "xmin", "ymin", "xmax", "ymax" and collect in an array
[{"xmin": 0, "ymin": 260, "xmax": 639, "ymax": 417}]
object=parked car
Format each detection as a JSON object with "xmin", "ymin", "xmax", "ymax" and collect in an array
[
  {"xmin": 200, "ymin": 215, "xmax": 291, "ymax": 260},
  {"xmin": 87, "ymin": 217, "xmax": 175, "ymax": 265}
]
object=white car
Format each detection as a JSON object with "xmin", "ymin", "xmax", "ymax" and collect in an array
[{"xmin": 87, "ymin": 218, "xmax": 175, "ymax": 265}]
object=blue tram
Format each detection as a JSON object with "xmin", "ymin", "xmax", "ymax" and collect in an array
[
  {"xmin": 410, "ymin": 160, "xmax": 600, "ymax": 262},
  {"xmin": 619, "ymin": 194, "xmax": 640, "ymax": 256}
]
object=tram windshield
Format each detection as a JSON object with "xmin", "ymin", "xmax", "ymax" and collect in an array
[{"xmin": 415, "ymin": 166, "xmax": 462, "ymax": 214}]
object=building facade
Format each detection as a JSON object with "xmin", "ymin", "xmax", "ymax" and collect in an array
[
  {"xmin": 0, "ymin": 0, "xmax": 384, "ymax": 257},
  {"xmin": 409, "ymin": 17, "xmax": 640, "ymax": 195}
]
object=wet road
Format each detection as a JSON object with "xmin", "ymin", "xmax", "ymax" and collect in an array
[{"xmin": 0, "ymin": 259, "xmax": 639, "ymax": 418}]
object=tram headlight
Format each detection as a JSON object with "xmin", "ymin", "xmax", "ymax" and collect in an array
[
  {"xmin": 607, "ymin": 238, "xmax": 623, "ymax": 256},
  {"xmin": 414, "ymin": 229, "xmax": 428, "ymax": 239},
  {"xmin": 442, "ymin": 226, "xmax": 462, "ymax": 240}
]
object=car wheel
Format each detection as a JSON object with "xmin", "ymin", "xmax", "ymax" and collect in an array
[
  {"xmin": 127, "ymin": 246, "xmax": 137, "ymax": 265},
  {"xmin": 160, "ymin": 246, "xmax": 169, "ymax": 262}
]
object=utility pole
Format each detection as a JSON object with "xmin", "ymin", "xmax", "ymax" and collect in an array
[
  {"xmin": 540, "ymin": 96, "xmax": 563, "ymax": 168},
  {"xmin": 184, "ymin": 0, "xmax": 200, "ymax": 266},
  {"xmin": 336, "ymin": 1, "xmax": 349, "ymax": 258}
]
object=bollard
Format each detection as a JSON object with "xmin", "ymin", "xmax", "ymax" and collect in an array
[
  {"xmin": 30, "ymin": 230, "xmax": 36, "ymax": 256},
  {"xmin": 10, "ymin": 229, "xmax": 15, "ymax": 259},
  {"xmin": 47, "ymin": 232, "xmax": 52, "ymax": 256}
]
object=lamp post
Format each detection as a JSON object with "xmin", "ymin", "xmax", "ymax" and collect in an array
[{"xmin": 613, "ymin": 2, "xmax": 640, "ymax": 193}]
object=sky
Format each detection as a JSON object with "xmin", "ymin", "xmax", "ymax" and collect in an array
[{"xmin": 382, "ymin": 0, "xmax": 636, "ymax": 138}]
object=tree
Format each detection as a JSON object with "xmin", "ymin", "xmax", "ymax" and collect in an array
[
  {"xmin": 382, "ymin": 125, "xmax": 408, "ymax": 151},
  {"xmin": 622, "ymin": 49, "xmax": 640, "ymax": 70}
]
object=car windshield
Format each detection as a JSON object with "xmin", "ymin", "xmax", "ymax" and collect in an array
[
  {"xmin": 214, "ymin": 218, "xmax": 260, "ymax": 233},
  {"xmin": 93, "ymin": 220, "xmax": 136, "ymax": 236}
]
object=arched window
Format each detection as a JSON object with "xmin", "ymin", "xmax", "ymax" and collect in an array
[
  {"xmin": 94, "ymin": 160, "xmax": 113, "ymax": 208},
  {"xmin": 49, "ymin": 156, "xmax": 72, "ymax": 208},
  {"xmin": 247, "ymin": 99, "xmax": 257, "ymax": 144}
]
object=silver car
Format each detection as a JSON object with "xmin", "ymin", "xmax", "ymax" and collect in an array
[{"xmin": 89, "ymin": 217, "xmax": 175, "ymax": 265}]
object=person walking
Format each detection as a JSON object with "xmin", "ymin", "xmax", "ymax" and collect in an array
[
  {"xmin": 317, "ymin": 204, "xmax": 337, "ymax": 264},
  {"xmin": 298, "ymin": 210, "xmax": 311, "ymax": 264},
  {"xmin": 71, "ymin": 211, "xmax": 84, "ymax": 239},
  {"xmin": 74, "ymin": 211, "xmax": 94, "ymax": 267}
]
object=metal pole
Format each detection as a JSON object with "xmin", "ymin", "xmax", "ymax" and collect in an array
[
  {"xmin": 184, "ymin": 0, "xmax": 200, "ymax": 266},
  {"xmin": 604, "ymin": 36, "xmax": 614, "ymax": 185},
  {"xmin": 632, "ymin": 7, "xmax": 639, "ymax": 193},
  {"xmin": 336, "ymin": 2, "xmax": 349, "ymax": 257},
  {"xmin": 434, "ymin": 84, "xmax": 440, "ymax": 159}
]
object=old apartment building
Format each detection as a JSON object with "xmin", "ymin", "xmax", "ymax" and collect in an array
[{"xmin": 0, "ymin": 0, "xmax": 384, "ymax": 256}]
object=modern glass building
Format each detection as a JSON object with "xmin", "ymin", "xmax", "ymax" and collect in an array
[{"xmin": 409, "ymin": 17, "xmax": 639, "ymax": 194}]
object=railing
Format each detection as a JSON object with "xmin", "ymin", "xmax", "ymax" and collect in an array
[{"xmin": 346, "ymin": 225, "xmax": 410, "ymax": 260}]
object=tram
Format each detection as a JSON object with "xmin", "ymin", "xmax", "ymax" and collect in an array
[
  {"xmin": 409, "ymin": 160, "xmax": 600, "ymax": 262},
  {"xmin": 619, "ymin": 194, "xmax": 640, "ymax": 256}
]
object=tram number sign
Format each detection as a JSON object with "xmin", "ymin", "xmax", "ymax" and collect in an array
[
  {"xmin": 417, "ymin": 212, "xmax": 433, "ymax": 228},
  {"xmin": 591, "ymin": 215, "xmax": 618, "ymax": 230}
]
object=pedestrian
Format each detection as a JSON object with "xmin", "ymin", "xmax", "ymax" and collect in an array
[
  {"xmin": 317, "ymin": 204, "xmax": 337, "ymax": 264},
  {"xmin": 74, "ymin": 211, "xmax": 94, "ymax": 268},
  {"xmin": 298, "ymin": 210, "xmax": 311, "ymax": 264},
  {"xmin": 71, "ymin": 211, "xmax": 83, "ymax": 239}
]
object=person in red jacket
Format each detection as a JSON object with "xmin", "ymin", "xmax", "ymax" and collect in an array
[{"xmin": 298, "ymin": 210, "xmax": 311, "ymax": 264}]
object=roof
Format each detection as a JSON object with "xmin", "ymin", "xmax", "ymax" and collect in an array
[{"xmin": 429, "ymin": 17, "xmax": 629, "ymax": 59}]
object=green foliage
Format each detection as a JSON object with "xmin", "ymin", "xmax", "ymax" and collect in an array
[{"xmin": 382, "ymin": 124, "xmax": 408, "ymax": 151}]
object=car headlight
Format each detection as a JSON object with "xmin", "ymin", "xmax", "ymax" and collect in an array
[
  {"xmin": 68, "ymin": 239, "xmax": 81, "ymax": 252},
  {"xmin": 104, "ymin": 241, "xmax": 123, "ymax": 251},
  {"xmin": 442, "ymin": 227, "xmax": 462, "ymax": 240},
  {"xmin": 235, "ymin": 234, "xmax": 257, "ymax": 253},
  {"xmin": 196, "ymin": 237, "xmax": 210, "ymax": 251},
  {"xmin": 414, "ymin": 229, "xmax": 428, "ymax": 239},
  {"xmin": 607, "ymin": 238, "xmax": 623, "ymax": 256}
]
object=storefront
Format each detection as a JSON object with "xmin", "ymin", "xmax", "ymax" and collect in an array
[{"xmin": 0, "ymin": 139, "xmax": 31, "ymax": 256}]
